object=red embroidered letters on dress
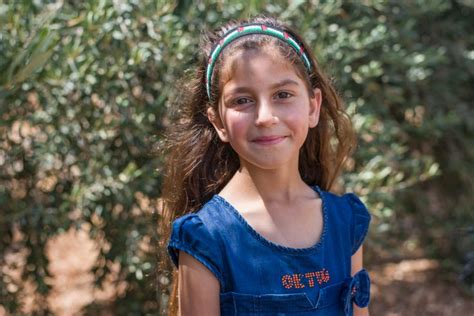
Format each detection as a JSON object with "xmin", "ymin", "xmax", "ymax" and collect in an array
[{"xmin": 281, "ymin": 268, "xmax": 330, "ymax": 289}]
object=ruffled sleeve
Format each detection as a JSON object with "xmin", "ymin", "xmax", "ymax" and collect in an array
[
  {"xmin": 344, "ymin": 193, "xmax": 372, "ymax": 255},
  {"xmin": 167, "ymin": 213, "xmax": 224, "ymax": 284}
]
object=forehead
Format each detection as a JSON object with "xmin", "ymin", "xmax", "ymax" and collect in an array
[{"xmin": 219, "ymin": 48, "xmax": 305, "ymax": 94}]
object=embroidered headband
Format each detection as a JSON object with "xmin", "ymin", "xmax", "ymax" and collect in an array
[{"xmin": 205, "ymin": 24, "xmax": 313, "ymax": 100}]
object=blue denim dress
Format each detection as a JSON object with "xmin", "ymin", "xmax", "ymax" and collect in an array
[{"xmin": 167, "ymin": 185, "xmax": 371, "ymax": 315}]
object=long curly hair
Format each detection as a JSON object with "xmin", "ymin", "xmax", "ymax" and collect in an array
[{"xmin": 159, "ymin": 15, "xmax": 356, "ymax": 315}]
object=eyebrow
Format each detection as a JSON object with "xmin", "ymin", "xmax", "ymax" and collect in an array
[{"xmin": 226, "ymin": 78, "xmax": 300, "ymax": 95}]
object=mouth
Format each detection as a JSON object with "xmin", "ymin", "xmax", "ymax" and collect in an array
[{"xmin": 251, "ymin": 135, "xmax": 287, "ymax": 145}]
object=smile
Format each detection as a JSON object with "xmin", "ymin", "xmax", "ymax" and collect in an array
[{"xmin": 251, "ymin": 136, "xmax": 287, "ymax": 146}]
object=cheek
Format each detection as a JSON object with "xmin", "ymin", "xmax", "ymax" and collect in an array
[
  {"xmin": 283, "ymin": 107, "xmax": 310, "ymax": 130},
  {"xmin": 223, "ymin": 112, "xmax": 251, "ymax": 139}
]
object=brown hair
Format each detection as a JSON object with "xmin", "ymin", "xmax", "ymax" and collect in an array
[{"xmin": 159, "ymin": 15, "xmax": 356, "ymax": 315}]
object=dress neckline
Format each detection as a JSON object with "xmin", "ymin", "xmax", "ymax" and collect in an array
[{"xmin": 212, "ymin": 185, "xmax": 328, "ymax": 254}]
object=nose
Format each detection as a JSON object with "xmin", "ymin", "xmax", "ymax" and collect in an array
[{"xmin": 254, "ymin": 100, "xmax": 278, "ymax": 127}]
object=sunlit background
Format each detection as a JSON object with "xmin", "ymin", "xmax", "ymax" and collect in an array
[{"xmin": 1, "ymin": 1, "xmax": 473, "ymax": 315}]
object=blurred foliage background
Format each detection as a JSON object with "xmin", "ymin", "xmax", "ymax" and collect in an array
[{"xmin": 0, "ymin": 0, "xmax": 473, "ymax": 315}]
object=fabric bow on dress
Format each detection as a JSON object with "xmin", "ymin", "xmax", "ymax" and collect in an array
[{"xmin": 341, "ymin": 268, "xmax": 371, "ymax": 315}]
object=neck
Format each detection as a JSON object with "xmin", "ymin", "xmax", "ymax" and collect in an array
[{"xmin": 223, "ymin": 159, "xmax": 312, "ymax": 204}]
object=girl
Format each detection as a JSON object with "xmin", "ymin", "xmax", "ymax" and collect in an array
[{"xmin": 161, "ymin": 15, "xmax": 371, "ymax": 316}]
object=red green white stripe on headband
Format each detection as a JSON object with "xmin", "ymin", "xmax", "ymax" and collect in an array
[{"xmin": 205, "ymin": 24, "xmax": 313, "ymax": 100}]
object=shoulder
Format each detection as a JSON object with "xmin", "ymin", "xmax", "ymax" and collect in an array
[
  {"xmin": 167, "ymin": 197, "xmax": 227, "ymax": 279},
  {"xmin": 169, "ymin": 197, "xmax": 223, "ymax": 234},
  {"xmin": 168, "ymin": 197, "xmax": 225, "ymax": 248},
  {"xmin": 320, "ymin": 188, "xmax": 372, "ymax": 255},
  {"xmin": 341, "ymin": 192, "xmax": 372, "ymax": 226},
  {"xmin": 320, "ymin": 189, "xmax": 371, "ymax": 221},
  {"xmin": 168, "ymin": 199, "xmax": 228, "ymax": 266}
]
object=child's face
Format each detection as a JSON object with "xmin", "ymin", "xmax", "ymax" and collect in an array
[{"xmin": 208, "ymin": 49, "xmax": 322, "ymax": 171}]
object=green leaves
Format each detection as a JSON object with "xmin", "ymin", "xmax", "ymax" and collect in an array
[
  {"xmin": 1, "ymin": 3, "xmax": 62, "ymax": 88},
  {"xmin": 1, "ymin": 0, "xmax": 473, "ymax": 314}
]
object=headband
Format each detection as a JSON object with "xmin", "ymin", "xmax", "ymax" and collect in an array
[{"xmin": 205, "ymin": 24, "xmax": 313, "ymax": 100}]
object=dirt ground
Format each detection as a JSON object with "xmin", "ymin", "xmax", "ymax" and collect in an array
[
  {"xmin": 369, "ymin": 259, "xmax": 474, "ymax": 315},
  {"xmin": 1, "ymin": 228, "xmax": 473, "ymax": 315}
]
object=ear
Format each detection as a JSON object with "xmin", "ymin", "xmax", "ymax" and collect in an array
[
  {"xmin": 207, "ymin": 107, "xmax": 229, "ymax": 142},
  {"xmin": 308, "ymin": 88, "xmax": 322, "ymax": 128}
]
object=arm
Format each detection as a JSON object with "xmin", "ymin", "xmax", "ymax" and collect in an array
[
  {"xmin": 178, "ymin": 251, "xmax": 220, "ymax": 316},
  {"xmin": 351, "ymin": 245, "xmax": 370, "ymax": 316}
]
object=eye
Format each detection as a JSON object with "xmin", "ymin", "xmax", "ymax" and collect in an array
[
  {"xmin": 276, "ymin": 91, "xmax": 293, "ymax": 99},
  {"xmin": 234, "ymin": 97, "xmax": 252, "ymax": 105}
]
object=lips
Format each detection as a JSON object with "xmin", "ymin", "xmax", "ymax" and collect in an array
[{"xmin": 252, "ymin": 135, "xmax": 287, "ymax": 145}]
